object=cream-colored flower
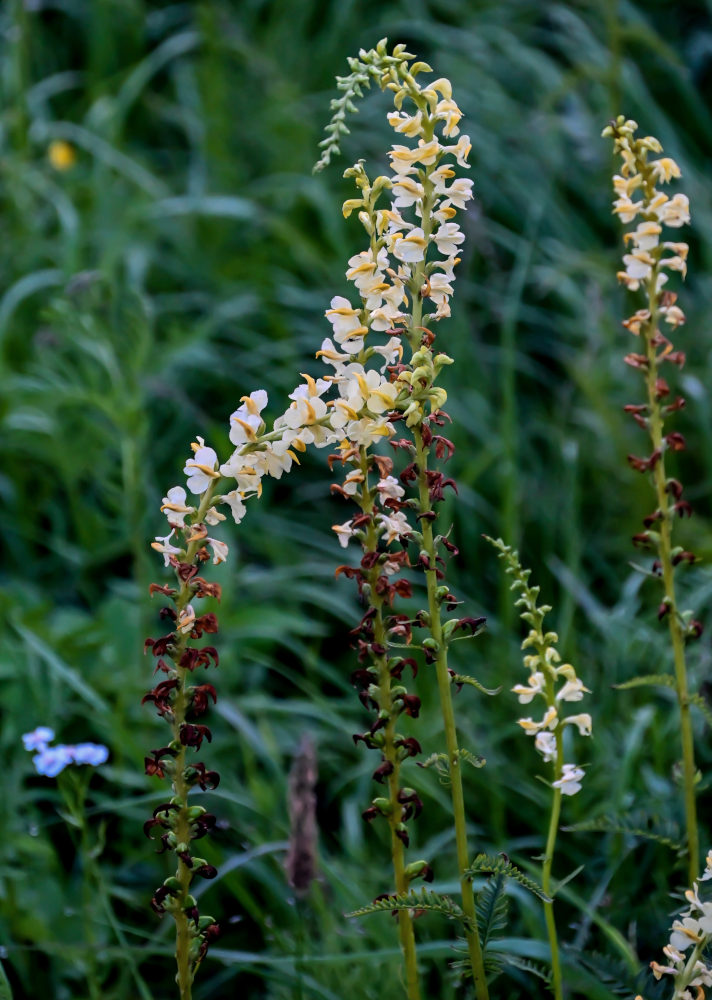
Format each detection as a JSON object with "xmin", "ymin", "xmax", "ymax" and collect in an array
[
  {"xmin": 512, "ymin": 671, "xmax": 546, "ymax": 704},
  {"xmin": 388, "ymin": 139, "xmax": 441, "ymax": 170},
  {"xmin": 184, "ymin": 440, "xmax": 220, "ymax": 495},
  {"xmin": 556, "ymin": 678, "xmax": 591, "ymax": 702},
  {"xmin": 552, "ymin": 763, "xmax": 585, "ymax": 796},
  {"xmin": 325, "ymin": 295, "xmax": 368, "ymax": 350},
  {"xmin": 332, "ymin": 519, "xmax": 355, "ymax": 548},
  {"xmin": 151, "ymin": 530, "xmax": 182, "ymax": 566},
  {"xmin": 651, "ymin": 157, "xmax": 682, "ymax": 183},
  {"xmin": 562, "ymin": 713, "xmax": 592, "ymax": 736},
  {"xmin": 390, "ymin": 227, "xmax": 427, "ymax": 263},
  {"xmin": 535, "ymin": 731, "xmax": 557, "ymax": 762},
  {"xmin": 161, "ymin": 485, "xmax": 196, "ymax": 528}
]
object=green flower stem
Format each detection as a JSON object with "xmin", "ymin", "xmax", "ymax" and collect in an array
[
  {"xmin": 169, "ymin": 478, "xmax": 222, "ymax": 1000},
  {"xmin": 542, "ymin": 734, "xmax": 564, "ymax": 1000},
  {"xmin": 678, "ymin": 935, "xmax": 707, "ymax": 995},
  {"xmin": 644, "ymin": 269, "xmax": 698, "ymax": 884},
  {"xmin": 412, "ymin": 428, "xmax": 489, "ymax": 1000},
  {"xmin": 59, "ymin": 770, "xmax": 102, "ymax": 1000},
  {"xmin": 358, "ymin": 448, "xmax": 421, "ymax": 1000},
  {"xmin": 402, "ymin": 147, "xmax": 488, "ymax": 992}
]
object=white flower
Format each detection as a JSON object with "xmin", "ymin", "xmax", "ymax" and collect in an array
[
  {"xmin": 207, "ymin": 537, "xmax": 229, "ymax": 565},
  {"xmin": 387, "ymin": 109, "xmax": 424, "ymax": 137},
  {"xmin": 370, "ymin": 336, "xmax": 403, "ymax": 370},
  {"xmin": 390, "ymin": 227, "xmax": 427, "ymax": 263},
  {"xmin": 253, "ymin": 439, "xmax": 296, "ymax": 479},
  {"xmin": 446, "ymin": 134, "xmax": 472, "ymax": 168},
  {"xmin": 219, "ymin": 450, "xmax": 263, "ymax": 493},
  {"xmin": 177, "ymin": 605, "xmax": 196, "ymax": 634},
  {"xmin": 441, "ymin": 177, "xmax": 474, "ymax": 209},
  {"xmin": 518, "ymin": 706, "xmax": 558, "ymax": 734},
  {"xmin": 535, "ymin": 731, "xmax": 557, "ymax": 762},
  {"xmin": 653, "ymin": 192, "xmax": 690, "ymax": 228},
  {"xmin": 151, "ymin": 530, "xmax": 182, "ymax": 566},
  {"xmin": 377, "ymin": 510, "xmax": 410, "ymax": 544},
  {"xmin": 388, "ymin": 139, "xmax": 441, "ymax": 170},
  {"xmin": 625, "ymin": 221, "xmax": 661, "ymax": 251},
  {"xmin": 434, "ymin": 98, "xmax": 463, "ymax": 137},
  {"xmin": 391, "ymin": 174, "xmax": 425, "ymax": 208},
  {"xmin": 220, "ymin": 490, "xmax": 247, "ymax": 524},
  {"xmin": 204, "ymin": 506, "xmax": 226, "ymax": 526},
  {"xmin": 613, "ymin": 173, "xmax": 643, "ymax": 199},
  {"xmin": 612, "ymin": 196, "xmax": 642, "ymax": 224},
  {"xmin": 184, "ymin": 440, "xmax": 219, "ymax": 495},
  {"xmin": 433, "ymin": 222, "xmax": 465, "ymax": 257},
  {"xmin": 376, "ymin": 476, "xmax": 405, "ymax": 500},
  {"xmin": 315, "ymin": 337, "xmax": 352, "ymax": 371},
  {"xmin": 161, "ymin": 485, "xmax": 196, "ymax": 528},
  {"xmin": 670, "ymin": 917, "xmax": 709, "ymax": 952},
  {"xmin": 651, "ymin": 157, "xmax": 682, "ymax": 183},
  {"xmin": 343, "ymin": 415, "xmax": 393, "ymax": 447},
  {"xmin": 552, "ymin": 763, "xmax": 585, "ymax": 796},
  {"xmin": 325, "ymin": 296, "xmax": 368, "ymax": 352},
  {"xmin": 562, "ymin": 713, "xmax": 592, "ymax": 737},
  {"xmin": 556, "ymin": 678, "xmax": 590, "ymax": 702},
  {"xmin": 332, "ymin": 520, "xmax": 355, "ymax": 548},
  {"xmin": 229, "ymin": 390, "xmax": 268, "ymax": 446},
  {"xmin": 512, "ymin": 671, "xmax": 546, "ymax": 704}
]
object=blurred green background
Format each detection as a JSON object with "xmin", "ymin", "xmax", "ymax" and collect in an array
[{"xmin": 2, "ymin": 0, "xmax": 712, "ymax": 997}]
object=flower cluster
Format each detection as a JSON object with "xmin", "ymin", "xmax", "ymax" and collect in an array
[
  {"xmin": 487, "ymin": 539, "xmax": 592, "ymax": 796},
  {"xmin": 637, "ymin": 850, "xmax": 712, "ymax": 999},
  {"xmin": 23, "ymin": 727, "xmax": 108, "ymax": 778},
  {"xmin": 603, "ymin": 116, "xmax": 689, "ymax": 294}
]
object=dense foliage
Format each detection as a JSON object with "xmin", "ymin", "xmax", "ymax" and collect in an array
[{"xmin": 2, "ymin": 1, "xmax": 712, "ymax": 997}]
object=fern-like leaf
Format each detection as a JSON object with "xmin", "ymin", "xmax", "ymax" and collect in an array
[
  {"xmin": 565, "ymin": 947, "xmax": 639, "ymax": 997},
  {"xmin": 500, "ymin": 954, "xmax": 553, "ymax": 984},
  {"xmin": 468, "ymin": 853, "xmax": 552, "ymax": 902},
  {"xmin": 475, "ymin": 871, "xmax": 509, "ymax": 952},
  {"xmin": 417, "ymin": 748, "xmax": 486, "ymax": 782},
  {"xmin": 562, "ymin": 811, "xmax": 681, "ymax": 850},
  {"xmin": 347, "ymin": 888, "xmax": 472, "ymax": 928}
]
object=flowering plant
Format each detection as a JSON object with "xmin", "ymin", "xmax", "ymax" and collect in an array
[{"xmin": 603, "ymin": 116, "xmax": 703, "ymax": 883}]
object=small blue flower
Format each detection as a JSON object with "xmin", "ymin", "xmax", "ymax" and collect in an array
[
  {"xmin": 22, "ymin": 727, "xmax": 55, "ymax": 752},
  {"xmin": 33, "ymin": 745, "xmax": 75, "ymax": 778},
  {"xmin": 72, "ymin": 743, "xmax": 109, "ymax": 767}
]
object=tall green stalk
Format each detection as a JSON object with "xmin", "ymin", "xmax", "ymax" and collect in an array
[
  {"xmin": 358, "ymin": 448, "xmax": 421, "ymax": 1000},
  {"xmin": 406, "ymin": 284, "xmax": 489, "ymax": 1000},
  {"xmin": 642, "ymin": 268, "xmax": 698, "ymax": 883}
]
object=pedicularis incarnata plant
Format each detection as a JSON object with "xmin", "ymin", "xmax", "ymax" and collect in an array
[
  {"xmin": 603, "ymin": 117, "xmax": 704, "ymax": 885},
  {"xmin": 141, "ymin": 42, "xmax": 710, "ymax": 1000}
]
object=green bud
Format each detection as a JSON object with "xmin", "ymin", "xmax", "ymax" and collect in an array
[{"xmin": 404, "ymin": 860, "xmax": 432, "ymax": 882}]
